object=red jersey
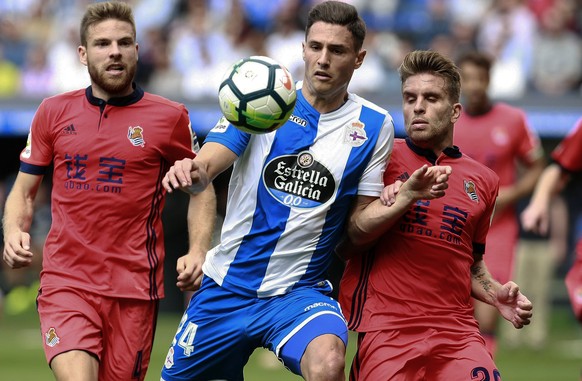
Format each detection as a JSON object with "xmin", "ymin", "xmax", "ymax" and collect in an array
[
  {"xmin": 552, "ymin": 117, "xmax": 582, "ymax": 255},
  {"xmin": 552, "ymin": 117, "xmax": 582, "ymax": 173},
  {"xmin": 20, "ymin": 86, "xmax": 197, "ymax": 300},
  {"xmin": 454, "ymin": 102, "xmax": 543, "ymax": 221},
  {"xmin": 340, "ymin": 139, "xmax": 499, "ymax": 332}
]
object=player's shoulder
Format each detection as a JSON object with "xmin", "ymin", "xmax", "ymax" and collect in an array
[
  {"xmin": 459, "ymin": 150, "xmax": 499, "ymax": 183},
  {"xmin": 492, "ymin": 102, "xmax": 526, "ymax": 118},
  {"xmin": 41, "ymin": 89, "xmax": 85, "ymax": 108},
  {"xmin": 141, "ymin": 91, "xmax": 187, "ymax": 113}
]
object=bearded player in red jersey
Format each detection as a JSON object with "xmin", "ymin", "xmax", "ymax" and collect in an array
[
  {"xmin": 454, "ymin": 51, "xmax": 545, "ymax": 357},
  {"xmin": 338, "ymin": 50, "xmax": 532, "ymax": 381},
  {"xmin": 2, "ymin": 2, "xmax": 215, "ymax": 380}
]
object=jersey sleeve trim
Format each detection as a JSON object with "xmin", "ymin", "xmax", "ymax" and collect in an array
[{"xmin": 20, "ymin": 162, "xmax": 48, "ymax": 175}]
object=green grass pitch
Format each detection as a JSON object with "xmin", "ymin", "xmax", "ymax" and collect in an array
[{"xmin": 1, "ymin": 306, "xmax": 581, "ymax": 380}]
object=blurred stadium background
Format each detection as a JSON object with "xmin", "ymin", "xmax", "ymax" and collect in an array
[{"xmin": 1, "ymin": 0, "xmax": 582, "ymax": 379}]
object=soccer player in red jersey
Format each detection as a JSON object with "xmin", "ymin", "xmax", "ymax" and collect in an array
[
  {"xmin": 1, "ymin": 2, "xmax": 215, "ymax": 380},
  {"xmin": 454, "ymin": 51, "xmax": 545, "ymax": 356},
  {"xmin": 338, "ymin": 50, "xmax": 532, "ymax": 381},
  {"xmin": 522, "ymin": 118, "xmax": 582, "ymax": 323}
]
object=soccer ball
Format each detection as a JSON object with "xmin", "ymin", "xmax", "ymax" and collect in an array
[{"xmin": 218, "ymin": 56, "xmax": 297, "ymax": 134}]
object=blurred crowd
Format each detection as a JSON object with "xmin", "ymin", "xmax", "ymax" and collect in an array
[{"xmin": 1, "ymin": 0, "xmax": 582, "ymax": 102}]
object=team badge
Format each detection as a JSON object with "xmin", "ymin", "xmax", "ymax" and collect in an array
[
  {"xmin": 45, "ymin": 327, "xmax": 60, "ymax": 347},
  {"xmin": 491, "ymin": 126, "xmax": 509, "ymax": 146},
  {"xmin": 344, "ymin": 120, "xmax": 367, "ymax": 147},
  {"xmin": 128, "ymin": 126, "xmax": 145, "ymax": 147},
  {"xmin": 164, "ymin": 347, "xmax": 175, "ymax": 369},
  {"xmin": 464, "ymin": 180, "xmax": 479, "ymax": 202}
]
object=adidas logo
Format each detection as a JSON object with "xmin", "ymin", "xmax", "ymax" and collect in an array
[{"xmin": 62, "ymin": 124, "xmax": 77, "ymax": 135}]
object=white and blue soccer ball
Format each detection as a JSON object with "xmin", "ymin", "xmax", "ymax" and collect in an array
[{"xmin": 218, "ymin": 56, "xmax": 297, "ymax": 134}]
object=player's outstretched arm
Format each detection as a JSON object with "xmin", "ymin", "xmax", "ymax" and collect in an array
[
  {"xmin": 177, "ymin": 183, "xmax": 217, "ymax": 292},
  {"xmin": 2, "ymin": 172, "xmax": 43, "ymax": 269},
  {"xmin": 470, "ymin": 259, "xmax": 532, "ymax": 329},
  {"xmin": 336, "ymin": 164, "xmax": 451, "ymax": 260},
  {"xmin": 163, "ymin": 142, "xmax": 237, "ymax": 194},
  {"xmin": 521, "ymin": 163, "xmax": 568, "ymax": 235}
]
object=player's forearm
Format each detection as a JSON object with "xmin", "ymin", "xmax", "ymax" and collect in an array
[
  {"xmin": 470, "ymin": 259, "xmax": 501, "ymax": 306},
  {"xmin": 2, "ymin": 184, "xmax": 37, "ymax": 238},
  {"xmin": 530, "ymin": 164, "xmax": 566, "ymax": 207},
  {"xmin": 348, "ymin": 192, "xmax": 416, "ymax": 247},
  {"xmin": 186, "ymin": 183, "xmax": 217, "ymax": 259}
]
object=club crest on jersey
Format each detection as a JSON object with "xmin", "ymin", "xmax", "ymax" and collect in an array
[
  {"xmin": 164, "ymin": 347, "xmax": 174, "ymax": 369},
  {"xmin": 45, "ymin": 327, "xmax": 60, "ymax": 347},
  {"xmin": 128, "ymin": 126, "xmax": 145, "ymax": 147},
  {"xmin": 344, "ymin": 120, "xmax": 367, "ymax": 147},
  {"xmin": 263, "ymin": 151, "xmax": 336, "ymax": 208},
  {"xmin": 464, "ymin": 180, "xmax": 479, "ymax": 202}
]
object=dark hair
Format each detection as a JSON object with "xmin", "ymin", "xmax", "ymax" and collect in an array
[
  {"xmin": 456, "ymin": 51, "xmax": 493, "ymax": 73},
  {"xmin": 305, "ymin": 1, "xmax": 366, "ymax": 52},
  {"xmin": 399, "ymin": 50, "xmax": 461, "ymax": 103},
  {"xmin": 80, "ymin": 1, "xmax": 136, "ymax": 46}
]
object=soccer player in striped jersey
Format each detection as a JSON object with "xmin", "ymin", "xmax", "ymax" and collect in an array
[
  {"xmin": 159, "ymin": 1, "xmax": 420, "ymax": 380},
  {"xmin": 338, "ymin": 50, "xmax": 533, "ymax": 381}
]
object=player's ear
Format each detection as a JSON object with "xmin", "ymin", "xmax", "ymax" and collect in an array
[
  {"xmin": 451, "ymin": 103, "xmax": 462, "ymax": 123},
  {"xmin": 354, "ymin": 49, "xmax": 366, "ymax": 69},
  {"xmin": 302, "ymin": 41, "xmax": 306, "ymax": 61},
  {"xmin": 78, "ymin": 45, "xmax": 87, "ymax": 66}
]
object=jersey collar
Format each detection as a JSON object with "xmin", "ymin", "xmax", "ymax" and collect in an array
[
  {"xmin": 85, "ymin": 83, "xmax": 145, "ymax": 107},
  {"xmin": 405, "ymin": 137, "xmax": 462, "ymax": 164}
]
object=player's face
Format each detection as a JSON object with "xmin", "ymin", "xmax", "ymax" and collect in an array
[
  {"xmin": 402, "ymin": 73, "xmax": 461, "ymax": 152},
  {"xmin": 79, "ymin": 19, "xmax": 138, "ymax": 100},
  {"xmin": 302, "ymin": 21, "xmax": 365, "ymax": 111},
  {"xmin": 459, "ymin": 62, "xmax": 489, "ymax": 107}
]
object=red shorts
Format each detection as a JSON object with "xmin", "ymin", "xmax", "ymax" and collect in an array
[
  {"xmin": 37, "ymin": 286, "xmax": 158, "ymax": 381},
  {"xmin": 350, "ymin": 327, "xmax": 500, "ymax": 381}
]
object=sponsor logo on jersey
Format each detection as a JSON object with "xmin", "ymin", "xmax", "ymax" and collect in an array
[
  {"xmin": 127, "ymin": 126, "xmax": 145, "ymax": 147},
  {"xmin": 62, "ymin": 124, "xmax": 77, "ymax": 135},
  {"xmin": 210, "ymin": 116, "xmax": 229, "ymax": 133},
  {"xmin": 21, "ymin": 132, "xmax": 32, "ymax": 159},
  {"xmin": 464, "ymin": 180, "xmax": 479, "ymax": 202},
  {"xmin": 397, "ymin": 172, "xmax": 410, "ymax": 182},
  {"xmin": 45, "ymin": 327, "xmax": 60, "ymax": 347},
  {"xmin": 344, "ymin": 120, "xmax": 367, "ymax": 147},
  {"xmin": 289, "ymin": 114, "xmax": 307, "ymax": 127},
  {"xmin": 304, "ymin": 301, "xmax": 338, "ymax": 312},
  {"xmin": 263, "ymin": 151, "xmax": 335, "ymax": 208}
]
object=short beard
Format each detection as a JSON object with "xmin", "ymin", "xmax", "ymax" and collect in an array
[{"xmin": 88, "ymin": 62, "xmax": 136, "ymax": 97}]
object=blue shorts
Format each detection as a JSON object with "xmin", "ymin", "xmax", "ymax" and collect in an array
[{"xmin": 160, "ymin": 276, "xmax": 348, "ymax": 381}]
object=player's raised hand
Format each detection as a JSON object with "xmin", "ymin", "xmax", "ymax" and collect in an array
[
  {"xmin": 163, "ymin": 158, "xmax": 210, "ymax": 194},
  {"xmin": 495, "ymin": 281, "xmax": 533, "ymax": 329},
  {"xmin": 3, "ymin": 231, "xmax": 34, "ymax": 269},
  {"xmin": 380, "ymin": 180, "xmax": 403, "ymax": 206},
  {"xmin": 399, "ymin": 164, "xmax": 452, "ymax": 203}
]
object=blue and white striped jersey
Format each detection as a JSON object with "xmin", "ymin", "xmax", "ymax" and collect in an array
[{"xmin": 202, "ymin": 82, "xmax": 394, "ymax": 298}]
